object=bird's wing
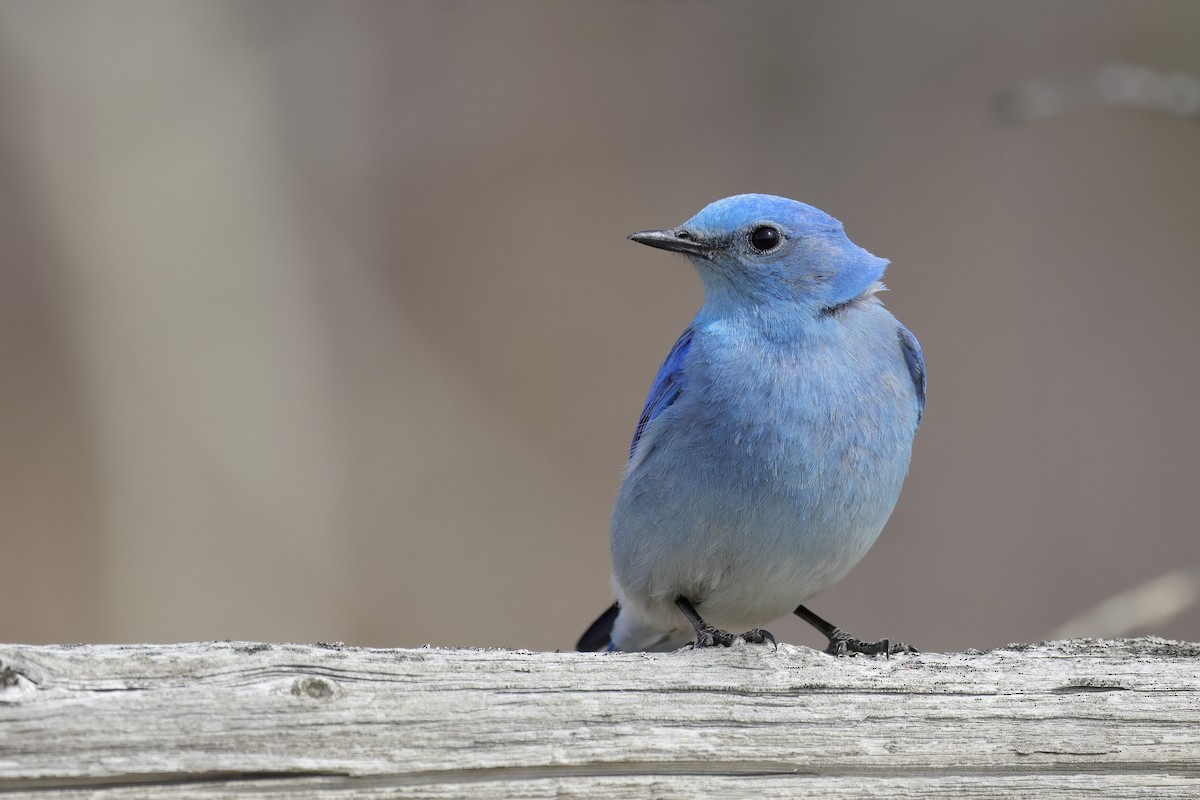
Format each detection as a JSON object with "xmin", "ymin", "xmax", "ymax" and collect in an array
[
  {"xmin": 629, "ymin": 326, "xmax": 694, "ymax": 460},
  {"xmin": 898, "ymin": 324, "xmax": 926, "ymax": 424}
]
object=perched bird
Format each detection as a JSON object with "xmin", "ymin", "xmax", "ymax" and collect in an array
[{"xmin": 577, "ymin": 194, "xmax": 925, "ymax": 655}]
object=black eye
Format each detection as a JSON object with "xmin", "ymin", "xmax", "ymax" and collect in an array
[{"xmin": 749, "ymin": 225, "xmax": 781, "ymax": 253}]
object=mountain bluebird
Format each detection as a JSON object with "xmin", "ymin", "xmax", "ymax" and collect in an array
[{"xmin": 577, "ymin": 194, "xmax": 925, "ymax": 655}]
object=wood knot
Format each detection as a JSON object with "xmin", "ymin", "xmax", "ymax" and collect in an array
[
  {"xmin": 0, "ymin": 665, "xmax": 20, "ymax": 689},
  {"xmin": 0, "ymin": 661, "xmax": 39, "ymax": 703},
  {"xmin": 291, "ymin": 676, "xmax": 336, "ymax": 700}
]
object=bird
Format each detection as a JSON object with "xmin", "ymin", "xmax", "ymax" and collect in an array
[{"xmin": 576, "ymin": 194, "xmax": 925, "ymax": 655}]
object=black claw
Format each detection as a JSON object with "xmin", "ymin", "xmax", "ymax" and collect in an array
[{"xmin": 739, "ymin": 628, "xmax": 777, "ymax": 649}]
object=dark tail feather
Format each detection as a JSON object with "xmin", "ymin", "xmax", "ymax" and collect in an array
[{"xmin": 576, "ymin": 602, "xmax": 619, "ymax": 651}]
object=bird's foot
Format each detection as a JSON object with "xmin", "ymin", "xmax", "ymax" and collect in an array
[
  {"xmin": 690, "ymin": 624, "xmax": 777, "ymax": 649},
  {"xmin": 676, "ymin": 596, "xmax": 775, "ymax": 649},
  {"xmin": 690, "ymin": 622, "xmax": 738, "ymax": 648},
  {"xmin": 825, "ymin": 629, "xmax": 918, "ymax": 658}
]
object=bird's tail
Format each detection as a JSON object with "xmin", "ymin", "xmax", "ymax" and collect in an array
[{"xmin": 576, "ymin": 602, "xmax": 619, "ymax": 651}]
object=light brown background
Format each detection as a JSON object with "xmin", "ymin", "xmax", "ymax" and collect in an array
[{"xmin": 2, "ymin": 1, "xmax": 1198, "ymax": 652}]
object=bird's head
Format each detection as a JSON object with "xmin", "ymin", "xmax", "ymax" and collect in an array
[{"xmin": 629, "ymin": 194, "xmax": 888, "ymax": 316}]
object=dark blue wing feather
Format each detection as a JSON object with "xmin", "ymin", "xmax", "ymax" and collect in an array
[
  {"xmin": 898, "ymin": 324, "xmax": 926, "ymax": 424},
  {"xmin": 629, "ymin": 326, "xmax": 694, "ymax": 459},
  {"xmin": 576, "ymin": 602, "xmax": 619, "ymax": 651}
]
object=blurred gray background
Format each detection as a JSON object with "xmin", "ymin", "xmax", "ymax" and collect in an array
[{"xmin": 2, "ymin": 0, "xmax": 1198, "ymax": 652}]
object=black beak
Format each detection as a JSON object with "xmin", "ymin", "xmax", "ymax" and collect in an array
[{"xmin": 628, "ymin": 228, "xmax": 715, "ymax": 257}]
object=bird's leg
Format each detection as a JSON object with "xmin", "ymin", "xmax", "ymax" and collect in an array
[
  {"xmin": 676, "ymin": 597, "xmax": 735, "ymax": 647},
  {"xmin": 676, "ymin": 597, "xmax": 776, "ymax": 649},
  {"xmin": 793, "ymin": 604, "xmax": 917, "ymax": 658}
]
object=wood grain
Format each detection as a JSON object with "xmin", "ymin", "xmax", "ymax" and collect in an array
[{"xmin": 1, "ymin": 639, "xmax": 1198, "ymax": 798}]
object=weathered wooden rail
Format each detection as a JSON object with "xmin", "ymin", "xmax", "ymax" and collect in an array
[{"xmin": 1, "ymin": 638, "xmax": 1197, "ymax": 798}]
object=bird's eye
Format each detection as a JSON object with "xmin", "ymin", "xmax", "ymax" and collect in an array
[{"xmin": 748, "ymin": 226, "xmax": 781, "ymax": 253}]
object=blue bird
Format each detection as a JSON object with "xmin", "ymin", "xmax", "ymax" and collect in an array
[{"xmin": 577, "ymin": 194, "xmax": 925, "ymax": 655}]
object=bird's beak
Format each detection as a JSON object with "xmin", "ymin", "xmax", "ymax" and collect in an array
[{"xmin": 628, "ymin": 228, "xmax": 715, "ymax": 257}]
